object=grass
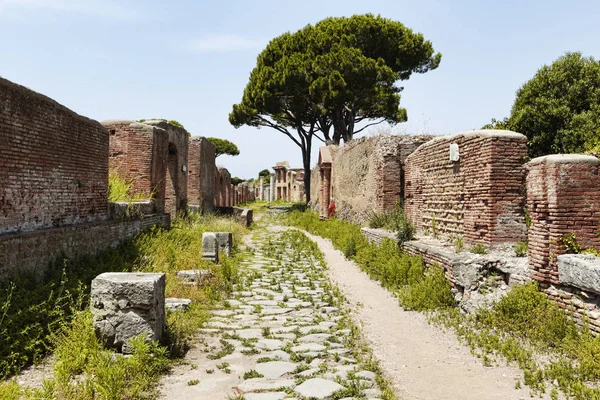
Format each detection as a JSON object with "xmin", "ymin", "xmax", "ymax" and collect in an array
[
  {"xmin": 0, "ymin": 213, "xmax": 248, "ymax": 398},
  {"xmin": 283, "ymin": 210, "xmax": 453, "ymax": 310},
  {"xmin": 108, "ymin": 170, "xmax": 149, "ymax": 203}
]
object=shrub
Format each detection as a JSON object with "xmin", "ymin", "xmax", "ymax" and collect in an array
[
  {"xmin": 108, "ymin": 170, "xmax": 149, "ymax": 203},
  {"xmin": 514, "ymin": 241, "xmax": 528, "ymax": 257},
  {"xmin": 343, "ymin": 237, "xmax": 357, "ymax": 259},
  {"xmin": 398, "ymin": 264, "xmax": 455, "ymax": 311},
  {"xmin": 470, "ymin": 243, "xmax": 488, "ymax": 255},
  {"xmin": 454, "ymin": 236, "xmax": 464, "ymax": 253}
]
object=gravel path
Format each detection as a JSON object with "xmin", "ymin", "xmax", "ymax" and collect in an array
[{"xmin": 292, "ymin": 227, "xmax": 549, "ymax": 400}]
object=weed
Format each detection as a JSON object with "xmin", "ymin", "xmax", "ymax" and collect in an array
[
  {"xmin": 514, "ymin": 241, "xmax": 528, "ymax": 257},
  {"xmin": 454, "ymin": 236, "xmax": 464, "ymax": 253},
  {"xmin": 243, "ymin": 370, "xmax": 264, "ymax": 379},
  {"xmin": 470, "ymin": 243, "xmax": 488, "ymax": 255},
  {"xmin": 187, "ymin": 379, "xmax": 200, "ymax": 386}
]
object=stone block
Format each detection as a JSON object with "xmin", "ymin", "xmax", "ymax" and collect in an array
[
  {"xmin": 91, "ymin": 272, "xmax": 165, "ymax": 353},
  {"xmin": 165, "ymin": 297, "xmax": 192, "ymax": 312},
  {"xmin": 558, "ymin": 254, "xmax": 600, "ymax": 295},
  {"xmin": 202, "ymin": 232, "xmax": 219, "ymax": 263},
  {"xmin": 214, "ymin": 232, "xmax": 233, "ymax": 257},
  {"xmin": 176, "ymin": 269, "xmax": 213, "ymax": 284}
]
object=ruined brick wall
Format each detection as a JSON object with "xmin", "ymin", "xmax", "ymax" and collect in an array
[
  {"xmin": 0, "ymin": 214, "xmax": 169, "ymax": 279},
  {"xmin": 214, "ymin": 167, "xmax": 231, "ymax": 207},
  {"xmin": 404, "ymin": 130, "xmax": 528, "ymax": 246},
  {"xmin": 0, "ymin": 77, "xmax": 109, "ymax": 234},
  {"xmin": 328, "ymin": 135, "xmax": 432, "ymax": 224},
  {"xmin": 103, "ymin": 120, "xmax": 168, "ymax": 212},
  {"xmin": 526, "ymin": 155, "xmax": 600, "ymax": 284},
  {"xmin": 187, "ymin": 137, "xmax": 215, "ymax": 213},
  {"xmin": 144, "ymin": 120, "xmax": 189, "ymax": 216}
]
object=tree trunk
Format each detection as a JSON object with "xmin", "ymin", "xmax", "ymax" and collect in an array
[{"xmin": 302, "ymin": 134, "xmax": 312, "ymax": 204}]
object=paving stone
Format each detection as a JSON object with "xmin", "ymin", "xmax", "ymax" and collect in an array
[
  {"xmin": 298, "ymin": 333, "xmax": 332, "ymax": 343},
  {"xmin": 236, "ymin": 329, "xmax": 263, "ymax": 339},
  {"xmin": 263, "ymin": 350, "xmax": 291, "ymax": 361},
  {"xmin": 294, "ymin": 378, "xmax": 344, "ymax": 399},
  {"xmin": 238, "ymin": 378, "xmax": 296, "ymax": 392},
  {"xmin": 245, "ymin": 392, "xmax": 287, "ymax": 400},
  {"xmin": 165, "ymin": 297, "xmax": 192, "ymax": 312},
  {"xmin": 291, "ymin": 343, "xmax": 326, "ymax": 352},
  {"xmin": 256, "ymin": 339, "xmax": 284, "ymax": 350},
  {"xmin": 255, "ymin": 361, "xmax": 297, "ymax": 378},
  {"xmin": 260, "ymin": 307, "xmax": 294, "ymax": 315}
]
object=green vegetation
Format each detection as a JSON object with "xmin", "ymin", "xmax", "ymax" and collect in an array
[
  {"xmin": 514, "ymin": 241, "xmax": 528, "ymax": 257},
  {"xmin": 483, "ymin": 52, "xmax": 600, "ymax": 157},
  {"xmin": 208, "ymin": 137, "xmax": 240, "ymax": 158},
  {"xmin": 0, "ymin": 214, "xmax": 247, "ymax": 398},
  {"xmin": 367, "ymin": 203, "xmax": 415, "ymax": 245},
  {"xmin": 108, "ymin": 170, "xmax": 149, "ymax": 203},
  {"xmin": 284, "ymin": 211, "xmax": 453, "ymax": 310},
  {"xmin": 436, "ymin": 283, "xmax": 600, "ymax": 398},
  {"xmin": 453, "ymin": 236, "xmax": 464, "ymax": 253},
  {"xmin": 230, "ymin": 14, "xmax": 441, "ymax": 202},
  {"xmin": 138, "ymin": 118, "xmax": 185, "ymax": 129},
  {"xmin": 470, "ymin": 243, "xmax": 488, "ymax": 255}
]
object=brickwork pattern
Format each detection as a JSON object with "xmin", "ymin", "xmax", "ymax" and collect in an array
[
  {"xmin": 404, "ymin": 131, "xmax": 528, "ymax": 246},
  {"xmin": 526, "ymin": 155, "xmax": 600, "ymax": 284},
  {"xmin": 188, "ymin": 137, "xmax": 216, "ymax": 213},
  {"xmin": 0, "ymin": 78, "xmax": 109, "ymax": 234},
  {"xmin": 104, "ymin": 120, "xmax": 168, "ymax": 212}
]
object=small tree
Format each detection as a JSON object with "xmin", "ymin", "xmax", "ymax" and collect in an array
[
  {"xmin": 231, "ymin": 177, "xmax": 245, "ymax": 185},
  {"xmin": 484, "ymin": 52, "xmax": 600, "ymax": 157},
  {"xmin": 230, "ymin": 14, "xmax": 441, "ymax": 202},
  {"xmin": 258, "ymin": 169, "xmax": 271, "ymax": 184},
  {"xmin": 208, "ymin": 137, "xmax": 241, "ymax": 157}
]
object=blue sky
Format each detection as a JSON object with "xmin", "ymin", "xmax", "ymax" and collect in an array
[{"xmin": 1, "ymin": 0, "xmax": 599, "ymax": 178}]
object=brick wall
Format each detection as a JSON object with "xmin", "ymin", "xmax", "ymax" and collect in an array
[
  {"xmin": 0, "ymin": 214, "xmax": 169, "ymax": 279},
  {"xmin": 144, "ymin": 120, "xmax": 189, "ymax": 216},
  {"xmin": 526, "ymin": 155, "xmax": 600, "ymax": 284},
  {"xmin": 0, "ymin": 77, "xmax": 109, "ymax": 234},
  {"xmin": 214, "ymin": 167, "xmax": 231, "ymax": 207},
  {"xmin": 188, "ymin": 137, "xmax": 216, "ymax": 213},
  {"xmin": 404, "ymin": 130, "xmax": 528, "ymax": 246},
  {"xmin": 103, "ymin": 120, "xmax": 168, "ymax": 212}
]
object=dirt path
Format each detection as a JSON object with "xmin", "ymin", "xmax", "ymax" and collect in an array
[{"xmin": 283, "ymin": 227, "xmax": 549, "ymax": 400}]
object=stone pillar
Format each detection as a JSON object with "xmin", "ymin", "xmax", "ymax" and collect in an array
[
  {"xmin": 269, "ymin": 173, "xmax": 275, "ymax": 202},
  {"xmin": 214, "ymin": 232, "xmax": 233, "ymax": 257},
  {"xmin": 526, "ymin": 155, "xmax": 600, "ymax": 284},
  {"xmin": 319, "ymin": 166, "xmax": 332, "ymax": 218},
  {"xmin": 91, "ymin": 272, "xmax": 166, "ymax": 353}
]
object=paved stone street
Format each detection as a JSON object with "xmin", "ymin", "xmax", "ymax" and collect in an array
[{"xmin": 160, "ymin": 229, "xmax": 386, "ymax": 400}]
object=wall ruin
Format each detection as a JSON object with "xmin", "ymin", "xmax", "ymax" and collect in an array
[
  {"xmin": 188, "ymin": 137, "xmax": 216, "ymax": 213},
  {"xmin": 1, "ymin": 77, "xmax": 109, "ymax": 235},
  {"xmin": 404, "ymin": 130, "xmax": 528, "ymax": 246}
]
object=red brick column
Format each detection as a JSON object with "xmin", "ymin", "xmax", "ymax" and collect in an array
[
  {"xmin": 526, "ymin": 155, "xmax": 600, "ymax": 284},
  {"xmin": 320, "ymin": 166, "xmax": 331, "ymax": 218}
]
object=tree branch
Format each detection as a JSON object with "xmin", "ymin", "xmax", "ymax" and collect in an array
[{"xmin": 353, "ymin": 118, "xmax": 387, "ymax": 135}]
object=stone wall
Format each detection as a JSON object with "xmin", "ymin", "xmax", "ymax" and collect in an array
[
  {"xmin": 404, "ymin": 130, "xmax": 528, "ymax": 246},
  {"xmin": 1, "ymin": 77, "xmax": 109, "ymax": 235},
  {"xmin": 0, "ymin": 214, "xmax": 169, "ymax": 280},
  {"xmin": 188, "ymin": 137, "xmax": 216, "ymax": 213},
  {"xmin": 214, "ymin": 167, "xmax": 232, "ymax": 207},
  {"xmin": 104, "ymin": 120, "xmax": 168, "ymax": 213},
  {"xmin": 319, "ymin": 134, "xmax": 432, "ymax": 223}
]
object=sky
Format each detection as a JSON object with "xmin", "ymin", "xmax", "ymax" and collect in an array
[{"xmin": 1, "ymin": 0, "xmax": 599, "ymax": 179}]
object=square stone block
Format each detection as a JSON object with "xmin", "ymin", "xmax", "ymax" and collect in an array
[
  {"xmin": 215, "ymin": 232, "xmax": 233, "ymax": 257},
  {"xmin": 91, "ymin": 272, "xmax": 165, "ymax": 353},
  {"xmin": 202, "ymin": 232, "xmax": 219, "ymax": 263}
]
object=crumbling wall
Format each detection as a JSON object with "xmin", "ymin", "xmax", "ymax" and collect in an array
[
  {"xmin": 103, "ymin": 120, "xmax": 168, "ymax": 212},
  {"xmin": 144, "ymin": 120, "xmax": 189, "ymax": 216},
  {"xmin": 188, "ymin": 137, "xmax": 215, "ymax": 213},
  {"xmin": 327, "ymin": 135, "xmax": 432, "ymax": 224},
  {"xmin": 0, "ymin": 77, "xmax": 109, "ymax": 235},
  {"xmin": 526, "ymin": 155, "xmax": 600, "ymax": 284},
  {"xmin": 404, "ymin": 130, "xmax": 528, "ymax": 246}
]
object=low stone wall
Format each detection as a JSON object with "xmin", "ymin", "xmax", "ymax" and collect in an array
[
  {"xmin": 0, "ymin": 214, "xmax": 170, "ymax": 280},
  {"xmin": 214, "ymin": 206, "xmax": 253, "ymax": 227}
]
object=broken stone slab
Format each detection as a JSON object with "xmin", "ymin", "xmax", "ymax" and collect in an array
[
  {"xmin": 165, "ymin": 298, "xmax": 191, "ymax": 312},
  {"xmin": 558, "ymin": 254, "xmax": 600, "ymax": 294},
  {"xmin": 202, "ymin": 232, "xmax": 219, "ymax": 263},
  {"xmin": 91, "ymin": 272, "xmax": 165, "ymax": 353},
  {"xmin": 294, "ymin": 378, "xmax": 344, "ymax": 399},
  {"xmin": 214, "ymin": 232, "xmax": 233, "ymax": 257},
  {"xmin": 176, "ymin": 269, "xmax": 213, "ymax": 284},
  {"xmin": 245, "ymin": 393, "xmax": 287, "ymax": 400}
]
